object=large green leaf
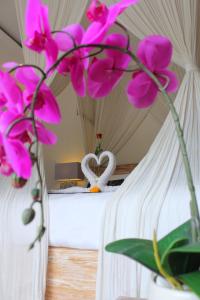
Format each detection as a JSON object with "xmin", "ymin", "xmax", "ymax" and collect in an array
[
  {"xmin": 106, "ymin": 239, "xmax": 158, "ymax": 273},
  {"xmin": 179, "ymin": 271, "xmax": 200, "ymax": 298},
  {"xmin": 105, "ymin": 221, "xmax": 194, "ymax": 277}
]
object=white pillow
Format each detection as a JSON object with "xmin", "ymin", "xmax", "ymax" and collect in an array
[{"xmin": 49, "ymin": 185, "xmax": 119, "ymax": 194}]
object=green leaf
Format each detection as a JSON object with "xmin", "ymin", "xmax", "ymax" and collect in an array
[
  {"xmin": 170, "ymin": 242, "xmax": 200, "ymax": 253},
  {"xmin": 161, "ymin": 238, "xmax": 189, "ymax": 264},
  {"xmin": 105, "ymin": 221, "xmax": 195, "ymax": 278},
  {"xmin": 166, "ymin": 242, "xmax": 200, "ymax": 276},
  {"xmin": 157, "ymin": 220, "xmax": 193, "ymax": 275},
  {"xmin": 158, "ymin": 220, "xmax": 191, "ymax": 254},
  {"xmin": 160, "ymin": 238, "xmax": 189, "ymax": 274},
  {"xmin": 106, "ymin": 239, "xmax": 158, "ymax": 273},
  {"xmin": 179, "ymin": 271, "xmax": 200, "ymax": 297}
]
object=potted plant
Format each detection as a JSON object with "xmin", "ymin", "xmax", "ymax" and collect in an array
[{"xmin": 106, "ymin": 219, "xmax": 200, "ymax": 299}]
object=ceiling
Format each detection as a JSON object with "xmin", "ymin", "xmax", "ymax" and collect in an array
[{"xmin": 0, "ymin": 0, "xmax": 21, "ymax": 44}]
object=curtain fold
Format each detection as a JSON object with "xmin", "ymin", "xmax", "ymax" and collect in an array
[
  {"xmin": 0, "ymin": 156, "xmax": 48, "ymax": 300},
  {"xmin": 0, "ymin": 1, "xmax": 88, "ymax": 300},
  {"xmin": 96, "ymin": 1, "xmax": 200, "ymax": 299}
]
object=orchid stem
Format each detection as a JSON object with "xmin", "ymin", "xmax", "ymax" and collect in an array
[
  {"xmin": 8, "ymin": 64, "xmax": 46, "ymax": 77},
  {"xmin": 153, "ymin": 231, "xmax": 183, "ymax": 289}
]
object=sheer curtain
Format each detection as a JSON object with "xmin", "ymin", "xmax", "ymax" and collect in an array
[
  {"xmin": 0, "ymin": 1, "xmax": 88, "ymax": 300},
  {"xmin": 96, "ymin": 1, "xmax": 200, "ymax": 299}
]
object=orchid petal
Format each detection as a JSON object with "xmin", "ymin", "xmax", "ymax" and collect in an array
[
  {"xmin": 0, "ymin": 72, "xmax": 23, "ymax": 113},
  {"xmin": 3, "ymin": 137, "xmax": 31, "ymax": 179},
  {"xmin": 88, "ymin": 72, "xmax": 123, "ymax": 99},
  {"xmin": 25, "ymin": 0, "xmax": 41, "ymax": 37},
  {"xmin": 71, "ymin": 63, "xmax": 86, "ymax": 97},
  {"xmin": 3, "ymin": 62, "xmax": 18, "ymax": 71},
  {"xmin": 57, "ymin": 58, "xmax": 71, "ymax": 75},
  {"xmin": 88, "ymin": 56, "xmax": 125, "ymax": 98},
  {"xmin": 24, "ymin": 88, "xmax": 61, "ymax": 124},
  {"xmin": 44, "ymin": 38, "xmax": 58, "ymax": 71},
  {"xmin": 158, "ymin": 69, "xmax": 179, "ymax": 93},
  {"xmin": 40, "ymin": 4, "xmax": 51, "ymax": 37},
  {"xmin": 55, "ymin": 24, "xmax": 85, "ymax": 51},
  {"xmin": 82, "ymin": 21, "xmax": 107, "ymax": 44},
  {"xmin": 16, "ymin": 67, "xmax": 39, "ymax": 90},
  {"xmin": 88, "ymin": 58, "xmax": 114, "ymax": 83},
  {"xmin": 29, "ymin": 122, "xmax": 57, "ymax": 145},
  {"xmin": 137, "ymin": 35, "xmax": 173, "ymax": 71},
  {"xmin": 104, "ymin": 33, "xmax": 131, "ymax": 67},
  {"xmin": 110, "ymin": 0, "xmax": 140, "ymax": 15},
  {"xmin": 126, "ymin": 71, "xmax": 158, "ymax": 108},
  {"xmin": 0, "ymin": 111, "xmax": 29, "ymax": 137}
]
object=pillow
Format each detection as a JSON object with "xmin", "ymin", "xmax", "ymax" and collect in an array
[{"xmin": 48, "ymin": 185, "xmax": 119, "ymax": 194}]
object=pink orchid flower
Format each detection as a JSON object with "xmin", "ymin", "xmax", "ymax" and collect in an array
[
  {"xmin": 55, "ymin": 24, "xmax": 88, "ymax": 97},
  {"xmin": 0, "ymin": 70, "xmax": 23, "ymax": 113},
  {"xmin": 83, "ymin": 0, "xmax": 140, "ymax": 44},
  {"xmin": 15, "ymin": 67, "xmax": 61, "ymax": 124},
  {"xmin": 0, "ymin": 110, "xmax": 57, "ymax": 145},
  {"xmin": 88, "ymin": 33, "xmax": 131, "ymax": 98},
  {"xmin": 0, "ymin": 132, "xmax": 31, "ymax": 179},
  {"xmin": 127, "ymin": 35, "xmax": 179, "ymax": 108},
  {"xmin": 25, "ymin": 0, "xmax": 58, "ymax": 70}
]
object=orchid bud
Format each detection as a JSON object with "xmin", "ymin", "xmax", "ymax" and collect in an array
[
  {"xmin": 12, "ymin": 174, "xmax": 27, "ymax": 188},
  {"xmin": 31, "ymin": 188, "xmax": 40, "ymax": 201},
  {"xmin": 96, "ymin": 133, "xmax": 102, "ymax": 139},
  {"xmin": 22, "ymin": 207, "xmax": 35, "ymax": 225}
]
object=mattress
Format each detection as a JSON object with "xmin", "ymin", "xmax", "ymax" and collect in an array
[{"xmin": 48, "ymin": 192, "xmax": 116, "ymax": 250}]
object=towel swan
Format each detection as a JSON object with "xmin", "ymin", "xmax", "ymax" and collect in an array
[{"xmin": 81, "ymin": 151, "xmax": 117, "ymax": 192}]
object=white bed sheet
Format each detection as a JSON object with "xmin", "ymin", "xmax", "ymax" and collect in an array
[{"xmin": 48, "ymin": 192, "xmax": 115, "ymax": 250}]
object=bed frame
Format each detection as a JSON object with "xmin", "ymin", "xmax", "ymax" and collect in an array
[
  {"xmin": 46, "ymin": 164, "xmax": 136, "ymax": 300},
  {"xmin": 46, "ymin": 247, "xmax": 98, "ymax": 300}
]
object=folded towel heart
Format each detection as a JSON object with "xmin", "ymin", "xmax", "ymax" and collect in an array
[{"xmin": 81, "ymin": 151, "xmax": 116, "ymax": 192}]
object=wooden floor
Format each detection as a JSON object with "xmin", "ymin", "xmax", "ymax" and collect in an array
[{"xmin": 46, "ymin": 247, "xmax": 98, "ymax": 300}]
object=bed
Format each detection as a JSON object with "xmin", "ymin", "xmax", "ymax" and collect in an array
[
  {"xmin": 46, "ymin": 192, "xmax": 115, "ymax": 300},
  {"xmin": 45, "ymin": 164, "xmax": 136, "ymax": 300}
]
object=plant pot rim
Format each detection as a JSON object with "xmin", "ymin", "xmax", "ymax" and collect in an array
[{"xmin": 152, "ymin": 275, "xmax": 198, "ymax": 298}]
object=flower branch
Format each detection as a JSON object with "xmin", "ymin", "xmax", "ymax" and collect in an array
[{"xmin": 5, "ymin": 39, "xmax": 200, "ymax": 247}]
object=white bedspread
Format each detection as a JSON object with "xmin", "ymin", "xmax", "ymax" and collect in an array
[{"xmin": 48, "ymin": 192, "xmax": 115, "ymax": 250}]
